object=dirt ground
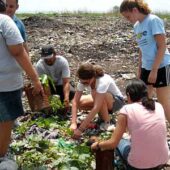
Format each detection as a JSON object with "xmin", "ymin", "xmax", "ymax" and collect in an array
[
  {"xmin": 24, "ymin": 15, "xmax": 170, "ymax": 94},
  {"xmin": 24, "ymin": 14, "xmax": 170, "ymax": 129}
]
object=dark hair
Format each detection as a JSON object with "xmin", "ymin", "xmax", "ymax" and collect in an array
[
  {"xmin": 120, "ymin": 0, "xmax": 151, "ymax": 15},
  {"xmin": 77, "ymin": 63, "xmax": 104, "ymax": 80},
  {"xmin": 0, "ymin": 0, "xmax": 6, "ymax": 12},
  {"xmin": 126, "ymin": 79, "xmax": 155, "ymax": 110},
  {"xmin": 41, "ymin": 45, "xmax": 56, "ymax": 57}
]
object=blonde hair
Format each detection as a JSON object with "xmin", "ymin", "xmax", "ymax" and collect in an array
[{"xmin": 120, "ymin": 0, "xmax": 151, "ymax": 15}]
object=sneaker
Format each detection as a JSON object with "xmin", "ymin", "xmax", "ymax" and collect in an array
[
  {"xmin": 100, "ymin": 121, "xmax": 115, "ymax": 131},
  {"xmin": 0, "ymin": 157, "xmax": 18, "ymax": 170}
]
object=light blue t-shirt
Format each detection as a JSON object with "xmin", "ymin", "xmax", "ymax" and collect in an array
[
  {"xmin": 13, "ymin": 15, "xmax": 27, "ymax": 42},
  {"xmin": 134, "ymin": 14, "xmax": 170, "ymax": 70},
  {"xmin": 0, "ymin": 14, "xmax": 24, "ymax": 92}
]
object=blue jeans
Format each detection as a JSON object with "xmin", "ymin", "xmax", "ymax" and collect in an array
[
  {"xmin": 117, "ymin": 138, "xmax": 131, "ymax": 161},
  {"xmin": 117, "ymin": 139, "xmax": 164, "ymax": 170}
]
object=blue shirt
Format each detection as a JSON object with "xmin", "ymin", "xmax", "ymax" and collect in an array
[
  {"xmin": 13, "ymin": 15, "xmax": 27, "ymax": 42},
  {"xmin": 134, "ymin": 14, "xmax": 170, "ymax": 70}
]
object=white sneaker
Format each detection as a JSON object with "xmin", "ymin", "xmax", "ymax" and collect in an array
[
  {"xmin": 100, "ymin": 121, "xmax": 115, "ymax": 131},
  {"xmin": 100, "ymin": 122, "xmax": 109, "ymax": 131}
]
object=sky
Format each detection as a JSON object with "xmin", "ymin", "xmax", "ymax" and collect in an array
[{"xmin": 17, "ymin": 0, "xmax": 170, "ymax": 13}]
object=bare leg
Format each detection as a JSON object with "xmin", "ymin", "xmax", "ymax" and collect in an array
[
  {"xmin": 79, "ymin": 94, "xmax": 94, "ymax": 110},
  {"xmin": 98, "ymin": 93, "xmax": 114, "ymax": 122},
  {"xmin": 156, "ymin": 86, "xmax": 170, "ymax": 123},
  {"xmin": 0, "ymin": 121, "xmax": 14, "ymax": 157},
  {"xmin": 147, "ymin": 85, "xmax": 156, "ymax": 99}
]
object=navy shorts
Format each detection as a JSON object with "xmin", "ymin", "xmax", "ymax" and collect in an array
[
  {"xmin": 0, "ymin": 89, "xmax": 24, "ymax": 122},
  {"xmin": 140, "ymin": 65, "xmax": 170, "ymax": 88}
]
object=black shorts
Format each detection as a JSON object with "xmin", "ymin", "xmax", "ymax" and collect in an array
[
  {"xmin": 140, "ymin": 65, "xmax": 170, "ymax": 88},
  {"xmin": 50, "ymin": 84, "xmax": 75, "ymax": 102}
]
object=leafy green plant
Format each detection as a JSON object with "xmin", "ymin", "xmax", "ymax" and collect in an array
[
  {"xmin": 49, "ymin": 95, "xmax": 64, "ymax": 112},
  {"xmin": 39, "ymin": 74, "xmax": 56, "ymax": 91}
]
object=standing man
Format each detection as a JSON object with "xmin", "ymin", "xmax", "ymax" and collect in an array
[
  {"xmin": 36, "ymin": 45, "xmax": 75, "ymax": 108},
  {"xmin": 6, "ymin": 0, "xmax": 29, "ymax": 53}
]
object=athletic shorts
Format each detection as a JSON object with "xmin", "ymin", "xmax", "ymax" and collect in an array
[
  {"xmin": 0, "ymin": 89, "xmax": 24, "ymax": 122},
  {"xmin": 109, "ymin": 95, "xmax": 125, "ymax": 114},
  {"xmin": 140, "ymin": 65, "xmax": 170, "ymax": 88}
]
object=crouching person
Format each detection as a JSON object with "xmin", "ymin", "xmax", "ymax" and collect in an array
[
  {"xmin": 91, "ymin": 79, "xmax": 169, "ymax": 169},
  {"xmin": 70, "ymin": 62, "xmax": 124, "ymax": 139},
  {"xmin": 36, "ymin": 45, "xmax": 75, "ymax": 108}
]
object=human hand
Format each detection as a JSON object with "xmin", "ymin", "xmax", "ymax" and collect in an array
[
  {"xmin": 148, "ymin": 69, "xmax": 158, "ymax": 84},
  {"xmin": 72, "ymin": 128, "xmax": 82, "ymax": 139},
  {"xmin": 64, "ymin": 99, "xmax": 69, "ymax": 108},
  {"xmin": 70, "ymin": 122, "xmax": 77, "ymax": 130},
  {"xmin": 87, "ymin": 136, "xmax": 99, "ymax": 147},
  {"xmin": 32, "ymin": 80, "xmax": 44, "ymax": 95},
  {"xmin": 91, "ymin": 142, "xmax": 100, "ymax": 150}
]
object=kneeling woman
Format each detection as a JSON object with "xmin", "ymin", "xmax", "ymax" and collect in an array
[
  {"xmin": 70, "ymin": 63, "xmax": 124, "ymax": 139},
  {"xmin": 91, "ymin": 79, "xmax": 169, "ymax": 169}
]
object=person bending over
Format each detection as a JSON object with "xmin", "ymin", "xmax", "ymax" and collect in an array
[{"xmin": 70, "ymin": 62, "xmax": 124, "ymax": 139}]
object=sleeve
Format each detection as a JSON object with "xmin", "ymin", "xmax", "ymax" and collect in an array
[
  {"xmin": 36, "ymin": 61, "xmax": 46, "ymax": 76},
  {"xmin": 119, "ymin": 105, "xmax": 129, "ymax": 116},
  {"xmin": 61, "ymin": 57, "xmax": 70, "ymax": 78},
  {"xmin": 151, "ymin": 17, "xmax": 165, "ymax": 35},
  {"xmin": 96, "ymin": 77, "xmax": 110, "ymax": 93},
  {"xmin": 2, "ymin": 16, "xmax": 23, "ymax": 45},
  {"xmin": 77, "ymin": 82, "xmax": 85, "ymax": 91},
  {"xmin": 19, "ymin": 20, "xmax": 27, "ymax": 41}
]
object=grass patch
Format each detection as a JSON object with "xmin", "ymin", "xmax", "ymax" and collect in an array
[
  {"xmin": 16, "ymin": 11, "xmax": 121, "ymax": 19},
  {"xmin": 154, "ymin": 11, "xmax": 170, "ymax": 20}
]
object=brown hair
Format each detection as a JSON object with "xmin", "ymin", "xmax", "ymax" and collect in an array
[
  {"xmin": 77, "ymin": 63, "xmax": 104, "ymax": 80},
  {"xmin": 120, "ymin": 0, "xmax": 151, "ymax": 15}
]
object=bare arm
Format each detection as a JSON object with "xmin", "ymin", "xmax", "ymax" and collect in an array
[
  {"xmin": 137, "ymin": 49, "xmax": 142, "ymax": 79},
  {"xmin": 62, "ymin": 77, "xmax": 70, "ymax": 107},
  {"xmin": 79, "ymin": 93, "xmax": 104, "ymax": 130},
  {"xmin": 148, "ymin": 34, "xmax": 166, "ymax": 83},
  {"xmin": 91, "ymin": 114, "xmax": 127, "ymax": 150},
  {"xmin": 8, "ymin": 43, "xmax": 43, "ymax": 94},
  {"xmin": 70, "ymin": 91, "xmax": 82, "ymax": 130},
  {"xmin": 23, "ymin": 42, "xmax": 29, "ymax": 54},
  {"xmin": 72, "ymin": 93, "xmax": 104, "ymax": 138}
]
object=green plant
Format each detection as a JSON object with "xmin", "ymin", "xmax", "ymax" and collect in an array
[{"xmin": 49, "ymin": 95, "xmax": 64, "ymax": 112}]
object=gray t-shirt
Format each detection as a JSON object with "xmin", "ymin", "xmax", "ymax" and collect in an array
[
  {"xmin": 0, "ymin": 14, "xmax": 24, "ymax": 92},
  {"xmin": 36, "ymin": 55, "xmax": 70, "ymax": 85}
]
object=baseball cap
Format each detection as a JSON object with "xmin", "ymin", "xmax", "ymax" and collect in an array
[{"xmin": 41, "ymin": 45, "xmax": 55, "ymax": 59}]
